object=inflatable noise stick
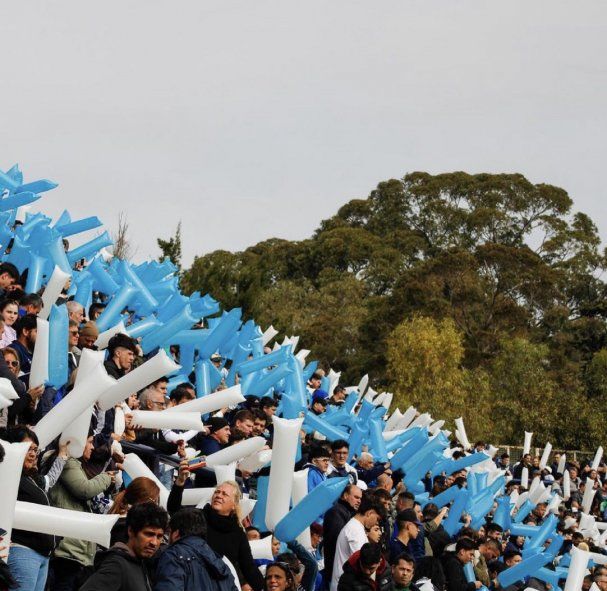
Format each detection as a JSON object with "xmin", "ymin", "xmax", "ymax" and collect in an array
[
  {"xmin": 95, "ymin": 321, "xmax": 127, "ymax": 350},
  {"xmin": 205, "ymin": 437, "xmax": 267, "ymax": 468},
  {"xmin": 128, "ymin": 410, "xmax": 205, "ymax": 432},
  {"xmin": 274, "ymin": 477, "xmax": 349, "ymax": 543},
  {"xmin": 497, "ymin": 552, "xmax": 551, "ymax": 588},
  {"xmin": 291, "ymin": 469, "xmax": 312, "ymax": 548},
  {"xmin": 239, "ymin": 449, "xmax": 272, "ymax": 474},
  {"xmin": 523, "ymin": 431, "xmax": 533, "ymax": 455},
  {"xmin": 14, "ymin": 501, "xmax": 119, "ymax": 548},
  {"xmin": 564, "ymin": 547, "xmax": 591, "ymax": 591},
  {"xmin": 0, "ymin": 440, "xmax": 30, "ymax": 555},
  {"xmin": 250, "ymin": 536, "xmax": 274, "ymax": 561},
  {"xmin": 181, "ymin": 488, "xmax": 215, "ymax": 506},
  {"xmin": 97, "ymin": 349, "xmax": 180, "ymax": 411},
  {"xmin": 122, "ymin": 453, "xmax": 170, "ymax": 508},
  {"xmin": 34, "ymin": 360, "xmax": 115, "ymax": 448},
  {"xmin": 261, "ymin": 325, "xmax": 279, "ymax": 346},
  {"xmin": 29, "ymin": 318, "xmax": 49, "ymax": 389},
  {"xmin": 39, "ymin": 266, "xmax": 71, "ymax": 320},
  {"xmin": 213, "ymin": 463, "xmax": 237, "ymax": 484},
  {"xmin": 539, "ymin": 442, "xmax": 552, "ymax": 470},
  {"xmin": 166, "ymin": 384, "xmax": 245, "ymax": 415},
  {"xmin": 265, "ymin": 416, "xmax": 304, "ymax": 531},
  {"xmin": 592, "ymin": 447, "xmax": 604, "ymax": 471}
]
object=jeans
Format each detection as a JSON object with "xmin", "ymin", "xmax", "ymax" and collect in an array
[{"xmin": 7, "ymin": 546, "xmax": 49, "ymax": 591}]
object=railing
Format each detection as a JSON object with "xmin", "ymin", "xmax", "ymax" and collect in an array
[{"xmin": 496, "ymin": 445, "xmax": 596, "ymax": 465}]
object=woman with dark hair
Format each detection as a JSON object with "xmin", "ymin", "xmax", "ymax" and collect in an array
[
  {"xmin": 413, "ymin": 556, "xmax": 447, "ymax": 591},
  {"xmin": 49, "ymin": 432, "xmax": 115, "ymax": 591},
  {"xmin": 265, "ymin": 562, "xmax": 297, "ymax": 591},
  {"xmin": 3, "ymin": 425, "xmax": 69, "ymax": 591},
  {"xmin": 0, "ymin": 299, "xmax": 19, "ymax": 348}
]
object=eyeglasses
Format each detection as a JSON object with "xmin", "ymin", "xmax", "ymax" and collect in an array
[{"xmin": 28, "ymin": 446, "xmax": 40, "ymax": 455}]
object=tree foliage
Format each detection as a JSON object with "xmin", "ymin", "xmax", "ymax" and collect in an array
[
  {"xmin": 157, "ymin": 221, "xmax": 182, "ymax": 271},
  {"xmin": 181, "ymin": 171, "xmax": 607, "ymax": 448}
]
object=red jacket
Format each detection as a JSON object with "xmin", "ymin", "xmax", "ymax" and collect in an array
[{"xmin": 337, "ymin": 550, "xmax": 393, "ymax": 591}]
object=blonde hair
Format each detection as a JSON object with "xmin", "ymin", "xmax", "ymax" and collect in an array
[{"xmin": 215, "ymin": 480, "xmax": 244, "ymax": 526}]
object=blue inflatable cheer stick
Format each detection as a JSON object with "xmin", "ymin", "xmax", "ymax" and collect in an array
[
  {"xmin": 48, "ymin": 304, "xmax": 69, "ymax": 389},
  {"xmin": 274, "ymin": 477, "xmax": 349, "ymax": 542},
  {"xmin": 492, "ymin": 496, "xmax": 512, "ymax": 531},
  {"xmin": 126, "ymin": 316, "xmax": 162, "ymax": 339},
  {"xmin": 198, "ymin": 309, "xmax": 242, "ymax": 359},
  {"xmin": 25, "ymin": 254, "xmax": 47, "ymax": 293},
  {"xmin": 95, "ymin": 283, "xmax": 138, "ymax": 332},
  {"xmin": 55, "ymin": 216, "xmax": 103, "ymax": 238},
  {"xmin": 237, "ymin": 346, "xmax": 291, "ymax": 376},
  {"xmin": 17, "ymin": 179, "xmax": 58, "ymax": 194},
  {"xmin": 509, "ymin": 523, "xmax": 538, "ymax": 537},
  {"xmin": 304, "ymin": 411, "xmax": 349, "ymax": 441},
  {"xmin": 497, "ymin": 552, "xmax": 551, "ymax": 588},
  {"xmin": 119, "ymin": 260, "xmax": 159, "ymax": 315},
  {"xmin": 390, "ymin": 428, "xmax": 429, "ymax": 472},
  {"xmin": 369, "ymin": 419, "xmax": 389, "ymax": 463},
  {"xmin": 67, "ymin": 231, "xmax": 113, "ymax": 265},
  {"xmin": 141, "ymin": 305, "xmax": 197, "ymax": 354},
  {"xmin": 443, "ymin": 488, "xmax": 470, "ymax": 537},
  {"xmin": 0, "ymin": 191, "xmax": 40, "ymax": 212},
  {"xmin": 87, "ymin": 257, "xmax": 120, "ymax": 295},
  {"xmin": 431, "ymin": 484, "xmax": 461, "ymax": 509},
  {"xmin": 194, "ymin": 358, "xmax": 211, "ymax": 398},
  {"xmin": 533, "ymin": 566, "xmax": 566, "ymax": 590},
  {"xmin": 525, "ymin": 514, "xmax": 558, "ymax": 551},
  {"xmin": 251, "ymin": 476, "xmax": 270, "ymax": 533},
  {"xmin": 246, "ymin": 364, "xmax": 293, "ymax": 397}
]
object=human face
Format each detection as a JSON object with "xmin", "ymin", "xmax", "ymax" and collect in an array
[
  {"xmin": 367, "ymin": 524, "xmax": 382, "ymax": 543},
  {"xmin": 69, "ymin": 326, "xmax": 79, "ymax": 347},
  {"xmin": 3, "ymin": 352, "xmax": 19, "ymax": 377},
  {"xmin": 23, "ymin": 438, "xmax": 39, "ymax": 471},
  {"xmin": 264, "ymin": 405, "xmax": 277, "ymax": 418},
  {"xmin": 312, "ymin": 401, "xmax": 326, "ymax": 414},
  {"xmin": 69, "ymin": 306, "xmax": 84, "ymax": 324},
  {"xmin": 505, "ymin": 554, "xmax": 522, "ymax": 567},
  {"xmin": 271, "ymin": 536, "xmax": 281, "ymax": 557},
  {"xmin": 266, "ymin": 566, "xmax": 289, "ymax": 591},
  {"xmin": 82, "ymin": 436, "xmax": 94, "ymax": 461},
  {"xmin": 481, "ymin": 544, "xmax": 500, "ymax": 562},
  {"xmin": 344, "ymin": 486, "xmax": 362, "ymax": 511},
  {"xmin": 392, "ymin": 559, "xmax": 415, "ymax": 587},
  {"xmin": 129, "ymin": 526, "xmax": 165, "ymax": 559},
  {"xmin": 596, "ymin": 576, "xmax": 607, "ymax": 591},
  {"xmin": 407, "ymin": 521, "xmax": 420, "ymax": 539},
  {"xmin": 458, "ymin": 548, "xmax": 475, "ymax": 564},
  {"xmin": 312, "ymin": 456, "xmax": 330, "ymax": 473},
  {"xmin": 247, "ymin": 529, "xmax": 260, "ymax": 541},
  {"xmin": 363, "ymin": 509, "xmax": 380, "ymax": 529},
  {"xmin": 115, "ymin": 347, "xmax": 135, "ymax": 370},
  {"xmin": 310, "ymin": 532, "xmax": 322, "ymax": 549},
  {"xmin": 2, "ymin": 303, "xmax": 18, "ymax": 326},
  {"xmin": 253, "ymin": 418, "xmax": 266, "ymax": 436},
  {"xmin": 23, "ymin": 327, "xmax": 37, "ymax": 350},
  {"xmin": 148, "ymin": 393, "xmax": 168, "ymax": 411},
  {"xmin": 236, "ymin": 419, "xmax": 254, "ymax": 437},
  {"xmin": 310, "ymin": 377, "xmax": 321, "ymax": 390},
  {"xmin": 487, "ymin": 529, "xmax": 502, "ymax": 541},
  {"xmin": 332, "ymin": 446, "xmax": 349, "ymax": 468},
  {"xmin": 211, "ymin": 483, "xmax": 237, "ymax": 516},
  {"xmin": 127, "ymin": 393, "xmax": 139, "ymax": 410},
  {"xmin": 213, "ymin": 425, "xmax": 231, "ymax": 445},
  {"xmin": 79, "ymin": 333, "xmax": 97, "ymax": 349},
  {"xmin": 154, "ymin": 381, "xmax": 168, "ymax": 397},
  {"xmin": 0, "ymin": 272, "xmax": 15, "ymax": 289},
  {"xmin": 360, "ymin": 561, "xmax": 380, "ymax": 577}
]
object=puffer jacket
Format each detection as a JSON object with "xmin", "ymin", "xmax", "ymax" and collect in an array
[
  {"xmin": 79, "ymin": 542, "xmax": 152, "ymax": 591},
  {"xmin": 154, "ymin": 535, "xmax": 238, "ymax": 591},
  {"xmin": 337, "ymin": 551, "xmax": 392, "ymax": 591},
  {"xmin": 50, "ymin": 457, "xmax": 112, "ymax": 566}
]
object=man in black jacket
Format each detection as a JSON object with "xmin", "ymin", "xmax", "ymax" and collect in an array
[
  {"xmin": 154, "ymin": 508, "xmax": 237, "ymax": 591},
  {"xmin": 441, "ymin": 538, "xmax": 483, "ymax": 591},
  {"xmin": 80, "ymin": 502, "xmax": 168, "ymax": 591},
  {"xmin": 322, "ymin": 483, "xmax": 362, "ymax": 588}
]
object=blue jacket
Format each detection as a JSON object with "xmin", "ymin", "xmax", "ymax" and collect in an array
[
  {"xmin": 306, "ymin": 464, "xmax": 327, "ymax": 492},
  {"xmin": 154, "ymin": 535, "xmax": 238, "ymax": 591}
]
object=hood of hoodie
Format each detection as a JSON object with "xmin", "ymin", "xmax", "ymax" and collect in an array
[
  {"xmin": 173, "ymin": 535, "xmax": 230, "ymax": 577},
  {"xmin": 94, "ymin": 541, "xmax": 142, "ymax": 569},
  {"xmin": 202, "ymin": 503, "xmax": 242, "ymax": 534}
]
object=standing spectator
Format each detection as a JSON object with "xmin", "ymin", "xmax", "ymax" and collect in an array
[
  {"xmin": 390, "ymin": 510, "xmax": 422, "ymax": 564},
  {"xmin": 0, "ymin": 263, "xmax": 19, "ymax": 298},
  {"xmin": 337, "ymin": 543, "xmax": 392, "ymax": 591},
  {"xmin": 49, "ymin": 433, "xmax": 115, "ymax": 591},
  {"xmin": 322, "ymin": 484, "xmax": 362, "ymax": 586},
  {"xmin": 392, "ymin": 553, "xmax": 417, "ymax": 591},
  {"xmin": 0, "ymin": 298, "xmax": 19, "ymax": 348},
  {"xmin": 441, "ymin": 538, "xmax": 482, "ymax": 591},
  {"xmin": 3, "ymin": 426, "xmax": 69, "ymax": 591},
  {"xmin": 331, "ymin": 493, "xmax": 383, "ymax": 591},
  {"xmin": 327, "ymin": 440, "xmax": 358, "ymax": 485},
  {"xmin": 154, "ymin": 507, "xmax": 237, "ymax": 591},
  {"xmin": 305, "ymin": 446, "xmax": 330, "ymax": 492},
  {"xmin": 80, "ymin": 502, "xmax": 168, "ymax": 591},
  {"xmin": 201, "ymin": 481, "xmax": 264, "ymax": 591}
]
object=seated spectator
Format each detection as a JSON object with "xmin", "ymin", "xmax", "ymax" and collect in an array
[
  {"xmin": 154, "ymin": 507, "xmax": 236, "ymax": 590},
  {"xmin": 337, "ymin": 542, "xmax": 392, "ymax": 591},
  {"xmin": 80, "ymin": 502, "xmax": 168, "ymax": 591}
]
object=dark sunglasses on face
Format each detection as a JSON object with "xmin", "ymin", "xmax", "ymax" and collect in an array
[{"xmin": 5, "ymin": 360, "xmax": 18, "ymax": 368}]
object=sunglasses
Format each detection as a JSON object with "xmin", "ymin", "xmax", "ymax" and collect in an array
[{"xmin": 5, "ymin": 360, "xmax": 19, "ymax": 368}]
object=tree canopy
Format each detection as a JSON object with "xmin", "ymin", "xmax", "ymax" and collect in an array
[{"xmin": 179, "ymin": 171, "xmax": 607, "ymax": 448}]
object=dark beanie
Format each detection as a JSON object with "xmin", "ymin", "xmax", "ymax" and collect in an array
[{"xmin": 207, "ymin": 417, "xmax": 229, "ymax": 433}]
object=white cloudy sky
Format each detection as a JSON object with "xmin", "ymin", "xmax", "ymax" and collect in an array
[{"xmin": 2, "ymin": 1, "xmax": 606, "ymax": 266}]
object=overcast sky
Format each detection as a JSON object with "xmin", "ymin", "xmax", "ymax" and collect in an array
[{"xmin": 2, "ymin": 1, "xmax": 606, "ymax": 266}]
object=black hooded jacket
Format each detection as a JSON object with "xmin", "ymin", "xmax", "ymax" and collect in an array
[{"xmin": 78, "ymin": 542, "xmax": 152, "ymax": 591}]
